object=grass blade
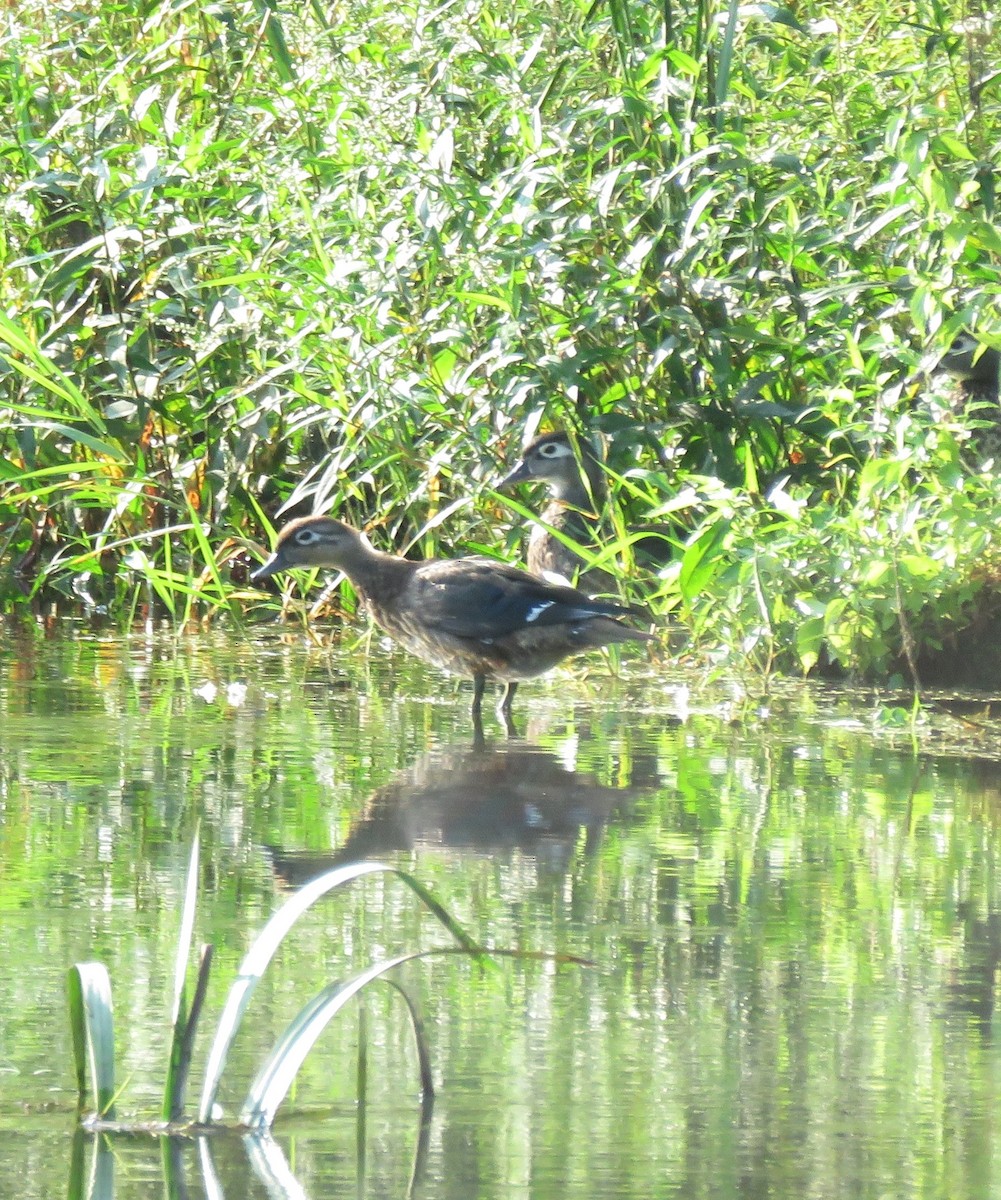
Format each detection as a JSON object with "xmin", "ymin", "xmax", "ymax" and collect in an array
[
  {"xmin": 67, "ymin": 962, "xmax": 116, "ymax": 1117},
  {"xmin": 253, "ymin": 0, "xmax": 295, "ymax": 82},
  {"xmin": 67, "ymin": 1128, "xmax": 86, "ymax": 1200},
  {"xmin": 0, "ymin": 312, "xmax": 108, "ymax": 429},
  {"xmin": 197, "ymin": 861, "xmax": 485, "ymax": 1123},
  {"xmin": 240, "ymin": 952, "xmax": 433, "ymax": 1129},
  {"xmin": 0, "ymin": 410, "xmax": 125, "ymax": 460},
  {"xmin": 164, "ymin": 826, "xmax": 205, "ymax": 1121},
  {"xmin": 171, "ymin": 829, "xmax": 201, "ymax": 1023},
  {"xmin": 714, "ymin": 0, "xmax": 740, "ymax": 115},
  {"xmin": 380, "ymin": 976, "xmax": 434, "ymax": 1096},
  {"xmin": 243, "ymin": 1133, "xmax": 310, "ymax": 1200},
  {"xmin": 197, "ymin": 1136, "xmax": 226, "ymax": 1200}
]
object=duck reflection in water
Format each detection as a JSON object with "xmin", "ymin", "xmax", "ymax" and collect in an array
[{"xmin": 266, "ymin": 739, "xmax": 648, "ymax": 886}]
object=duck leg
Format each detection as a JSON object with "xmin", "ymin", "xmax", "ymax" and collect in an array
[
  {"xmin": 497, "ymin": 681, "xmax": 519, "ymax": 738},
  {"xmin": 470, "ymin": 674, "xmax": 489, "ymax": 749}
]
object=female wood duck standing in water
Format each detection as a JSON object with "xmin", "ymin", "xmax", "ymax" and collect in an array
[
  {"xmin": 252, "ymin": 515, "xmax": 654, "ymax": 736},
  {"xmin": 497, "ymin": 430, "xmax": 615, "ymax": 593}
]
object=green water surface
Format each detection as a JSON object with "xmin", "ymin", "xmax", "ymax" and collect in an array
[{"xmin": 2, "ymin": 622, "xmax": 1001, "ymax": 1199}]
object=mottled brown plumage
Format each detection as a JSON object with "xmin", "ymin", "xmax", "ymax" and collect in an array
[
  {"xmin": 498, "ymin": 429, "xmax": 678, "ymax": 591},
  {"xmin": 252, "ymin": 515, "xmax": 653, "ymax": 732}
]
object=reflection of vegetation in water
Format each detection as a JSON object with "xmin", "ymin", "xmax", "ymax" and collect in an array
[
  {"xmin": 4, "ymin": 634, "xmax": 1001, "ymax": 1195},
  {"xmin": 67, "ymin": 1105, "xmax": 432, "ymax": 1199},
  {"xmin": 3, "ymin": 3, "xmax": 1001, "ymax": 681},
  {"xmin": 69, "ymin": 849, "xmax": 479, "ymax": 1132}
]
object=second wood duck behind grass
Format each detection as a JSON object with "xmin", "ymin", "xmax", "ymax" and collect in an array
[
  {"xmin": 932, "ymin": 334, "xmax": 1001, "ymax": 468},
  {"xmin": 498, "ymin": 430, "xmax": 614, "ymax": 592},
  {"xmin": 499, "ymin": 430, "xmax": 676, "ymax": 593},
  {"xmin": 252, "ymin": 515, "xmax": 654, "ymax": 735}
]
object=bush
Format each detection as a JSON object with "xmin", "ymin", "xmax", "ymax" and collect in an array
[{"xmin": 2, "ymin": 0, "xmax": 999, "ymax": 678}]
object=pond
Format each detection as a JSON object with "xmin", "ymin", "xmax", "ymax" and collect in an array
[{"xmin": 2, "ymin": 621, "xmax": 1001, "ymax": 1199}]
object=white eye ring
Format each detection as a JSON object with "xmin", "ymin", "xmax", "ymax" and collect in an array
[{"xmin": 294, "ymin": 528, "xmax": 320, "ymax": 545}]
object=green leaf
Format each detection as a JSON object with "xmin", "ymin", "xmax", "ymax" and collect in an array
[
  {"xmin": 857, "ymin": 458, "xmax": 907, "ymax": 500},
  {"xmin": 455, "ymin": 291, "xmax": 513, "ymax": 313},
  {"xmin": 898, "ymin": 553, "xmax": 940, "ymax": 582},
  {"xmin": 794, "ymin": 615, "xmax": 825, "ymax": 674},
  {"xmin": 862, "ymin": 560, "xmax": 891, "ymax": 586},
  {"xmin": 678, "ymin": 520, "xmax": 730, "ymax": 604},
  {"xmin": 254, "ymin": 0, "xmax": 296, "ymax": 82}
]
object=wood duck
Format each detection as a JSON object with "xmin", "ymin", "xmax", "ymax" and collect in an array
[
  {"xmin": 252, "ymin": 515, "xmax": 654, "ymax": 733},
  {"xmin": 498, "ymin": 430, "xmax": 677, "ymax": 590},
  {"xmin": 497, "ymin": 430, "xmax": 616, "ymax": 593},
  {"xmin": 935, "ymin": 334, "xmax": 1001, "ymax": 465},
  {"xmin": 938, "ymin": 334, "xmax": 1001, "ymax": 391}
]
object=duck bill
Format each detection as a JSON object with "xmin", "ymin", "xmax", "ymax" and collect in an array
[
  {"xmin": 251, "ymin": 552, "xmax": 283, "ymax": 584},
  {"xmin": 496, "ymin": 460, "xmax": 532, "ymax": 490}
]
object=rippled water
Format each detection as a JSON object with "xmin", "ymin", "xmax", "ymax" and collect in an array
[{"xmin": 3, "ymin": 621, "xmax": 1001, "ymax": 1198}]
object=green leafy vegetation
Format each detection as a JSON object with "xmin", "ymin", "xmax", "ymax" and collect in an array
[{"xmin": 2, "ymin": 0, "xmax": 1000, "ymax": 681}]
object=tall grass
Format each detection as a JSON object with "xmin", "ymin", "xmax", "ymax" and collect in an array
[{"xmin": 2, "ymin": 0, "xmax": 1000, "ymax": 677}]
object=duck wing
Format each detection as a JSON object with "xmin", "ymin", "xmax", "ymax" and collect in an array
[{"xmin": 411, "ymin": 557, "xmax": 638, "ymax": 641}]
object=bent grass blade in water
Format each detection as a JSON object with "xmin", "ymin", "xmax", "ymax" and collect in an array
[
  {"xmin": 67, "ymin": 962, "xmax": 116, "ymax": 1119},
  {"xmin": 163, "ymin": 829, "xmax": 207, "ymax": 1123},
  {"xmin": 239, "ymin": 951, "xmax": 436, "ymax": 1130},
  {"xmin": 68, "ymin": 843, "xmax": 492, "ymax": 1135},
  {"xmin": 198, "ymin": 860, "xmax": 488, "ymax": 1124}
]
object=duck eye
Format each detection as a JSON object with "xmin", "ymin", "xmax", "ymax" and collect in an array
[
  {"xmin": 540, "ymin": 442, "xmax": 561, "ymax": 457},
  {"xmin": 294, "ymin": 528, "xmax": 320, "ymax": 545}
]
